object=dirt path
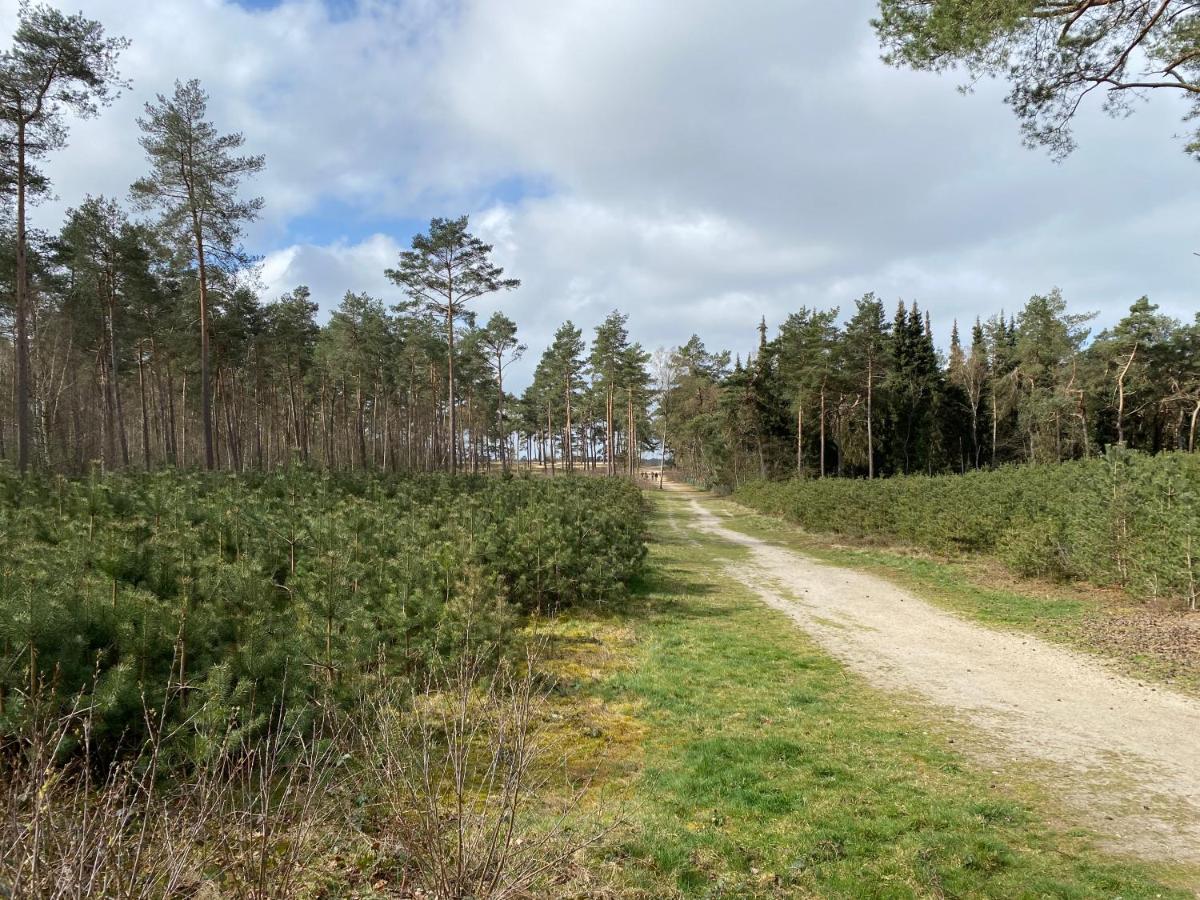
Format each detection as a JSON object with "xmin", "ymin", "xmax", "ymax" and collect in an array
[{"xmin": 673, "ymin": 488, "xmax": 1200, "ymax": 871}]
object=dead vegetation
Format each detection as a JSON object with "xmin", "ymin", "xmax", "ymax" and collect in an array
[{"xmin": 0, "ymin": 629, "xmax": 617, "ymax": 899}]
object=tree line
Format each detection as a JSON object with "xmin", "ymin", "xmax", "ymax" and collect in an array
[
  {"xmin": 5, "ymin": 3, "xmax": 1195, "ymax": 485},
  {"xmin": 660, "ymin": 291, "xmax": 1200, "ymax": 487},
  {"xmin": 0, "ymin": 5, "xmax": 657, "ymax": 476}
]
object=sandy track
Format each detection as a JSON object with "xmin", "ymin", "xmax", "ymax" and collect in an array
[{"xmin": 682, "ymin": 493, "xmax": 1200, "ymax": 869}]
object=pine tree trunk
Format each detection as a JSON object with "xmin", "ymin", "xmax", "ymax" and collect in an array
[
  {"xmin": 497, "ymin": 357, "xmax": 506, "ymax": 472},
  {"xmin": 565, "ymin": 381, "xmax": 573, "ymax": 472},
  {"xmin": 14, "ymin": 122, "xmax": 32, "ymax": 472},
  {"xmin": 866, "ymin": 358, "xmax": 874, "ymax": 479},
  {"xmin": 606, "ymin": 385, "xmax": 615, "ymax": 476},
  {"xmin": 107, "ymin": 287, "xmax": 130, "ymax": 468},
  {"xmin": 797, "ymin": 403, "xmax": 804, "ymax": 475},
  {"xmin": 193, "ymin": 221, "xmax": 215, "ymax": 470},
  {"xmin": 167, "ymin": 361, "xmax": 179, "ymax": 466},
  {"xmin": 98, "ymin": 351, "xmax": 111, "ymax": 471},
  {"xmin": 819, "ymin": 384, "xmax": 827, "ymax": 478},
  {"xmin": 446, "ymin": 299, "xmax": 458, "ymax": 474},
  {"xmin": 627, "ymin": 388, "xmax": 635, "ymax": 476},
  {"xmin": 138, "ymin": 343, "xmax": 151, "ymax": 469},
  {"xmin": 356, "ymin": 380, "xmax": 367, "ymax": 469}
]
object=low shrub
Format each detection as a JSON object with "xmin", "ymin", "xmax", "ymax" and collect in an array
[
  {"xmin": 0, "ymin": 469, "xmax": 647, "ymax": 759},
  {"xmin": 735, "ymin": 449, "xmax": 1200, "ymax": 607},
  {"xmin": 1, "ymin": 636, "xmax": 598, "ymax": 899}
]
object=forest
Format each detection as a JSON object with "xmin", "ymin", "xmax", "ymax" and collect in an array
[
  {"xmin": 3, "ymin": 1, "xmax": 1200, "ymax": 897},
  {"xmin": 0, "ymin": 69, "xmax": 657, "ymax": 477},
  {"xmin": 0, "ymin": 9, "xmax": 1195, "ymax": 490},
  {"xmin": 660, "ymin": 293, "xmax": 1200, "ymax": 488}
]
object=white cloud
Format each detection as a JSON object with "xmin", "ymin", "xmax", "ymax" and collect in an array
[
  {"xmin": 10, "ymin": 0, "xmax": 1198, "ymax": 387},
  {"xmin": 21, "ymin": 0, "xmax": 454, "ymax": 240},
  {"xmin": 258, "ymin": 234, "xmax": 401, "ymax": 306}
]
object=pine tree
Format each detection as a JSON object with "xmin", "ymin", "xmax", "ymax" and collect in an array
[
  {"xmin": 264, "ymin": 287, "xmax": 319, "ymax": 463},
  {"xmin": 844, "ymin": 294, "xmax": 889, "ymax": 478},
  {"xmin": 1090, "ymin": 297, "xmax": 1177, "ymax": 450},
  {"xmin": 476, "ymin": 312, "xmax": 525, "ymax": 472},
  {"xmin": 58, "ymin": 197, "xmax": 136, "ymax": 469},
  {"xmin": 0, "ymin": 4, "xmax": 127, "ymax": 471},
  {"xmin": 620, "ymin": 341, "xmax": 653, "ymax": 476},
  {"xmin": 664, "ymin": 336, "xmax": 728, "ymax": 485},
  {"xmin": 1013, "ymin": 289, "xmax": 1094, "ymax": 462},
  {"xmin": 590, "ymin": 311, "xmax": 632, "ymax": 476},
  {"xmin": 385, "ymin": 217, "xmax": 518, "ymax": 474},
  {"xmin": 777, "ymin": 307, "xmax": 839, "ymax": 476},
  {"xmin": 939, "ymin": 320, "xmax": 974, "ymax": 472},
  {"xmin": 546, "ymin": 322, "xmax": 587, "ymax": 472},
  {"xmin": 132, "ymin": 79, "xmax": 264, "ymax": 471}
]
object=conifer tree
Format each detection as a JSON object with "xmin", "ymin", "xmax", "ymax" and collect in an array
[
  {"xmin": 778, "ymin": 307, "xmax": 839, "ymax": 476},
  {"xmin": 590, "ymin": 311, "xmax": 632, "ymax": 475},
  {"xmin": 0, "ymin": 3, "xmax": 127, "ymax": 471},
  {"xmin": 264, "ymin": 286, "xmax": 319, "ymax": 462},
  {"xmin": 545, "ymin": 321, "xmax": 586, "ymax": 472},
  {"xmin": 844, "ymin": 294, "xmax": 889, "ymax": 478},
  {"xmin": 132, "ymin": 79, "xmax": 264, "ymax": 470},
  {"xmin": 886, "ymin": 301, "xmax": 940, "ymax": 474},
  {"xmin": 876, "ymin": 0, "xmax": 1200, "ymax": 161},
  {"xmin": 477, "ymin": 312, "xmax": 525, "ymax": 471},
  {"xmin": 1091, "ymin": 297, "xmax": 1176, "ymax": 450},
  {"xmin": 57, "ymin": 197, "xmax": 137, "ymax": 469},
  {"xmin": 1013, "ymin": 290, "xmax": 1094, "ymax": 462},
  {"xmin": 620, "ymin": 341, "xmax": 653, "ymax": 476},
  {"xmin": 663, "ymin": 336, "xmax": 728, "ymax": 484},
  {"xmin": 386, "ymin": 217, "xmax": 518, "ymax": 474}
]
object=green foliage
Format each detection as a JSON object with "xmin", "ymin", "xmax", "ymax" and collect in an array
[
  {"xmin": 874, "ymin": 1, "xmax": 1200, "ymax": 160},
  {"xmin": 0, "ymin": 469, "xmax": 646, "ymax": 757},
  {"xmin": 736, "ymin": 448, "xmax": 1200, "ymax": 606}
]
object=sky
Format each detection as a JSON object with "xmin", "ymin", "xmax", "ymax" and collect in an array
[{"xmin": 4, "ymin": 0, "xmax": 1199, "ymax": 385}]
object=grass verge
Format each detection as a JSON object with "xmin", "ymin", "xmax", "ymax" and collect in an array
[{"xmin": 544, "ymin": 489, "xmax": 1193, "ymax": 897}]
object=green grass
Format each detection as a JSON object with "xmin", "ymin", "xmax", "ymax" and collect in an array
[
  {"xmin": 707, "ymin": 497, "xmax": 1094, "ymax": 630},
  {"xmin": 699, "ymin": 495, "xmax": 1200, "ymax": 697},
  {"xmin": 583, "ymin": 489, "xmax": 1192, "ymax": 898}
]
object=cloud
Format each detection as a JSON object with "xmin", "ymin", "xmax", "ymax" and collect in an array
[
  {"xmin": 433, "ymin": 0, "xmax": 1198, "ymax": 333},
  {"xmin": 17, "ymin": 0, "xmax": 458, "ymax": 239},
  {"xmin": 11, "ymin": 0, "xmax": 1198, "ymax": 388},
  {"xmin": 258, "ymin": 233, "xmax": 402, "ymax": 306}
]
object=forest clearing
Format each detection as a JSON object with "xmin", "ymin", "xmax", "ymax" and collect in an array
[
  {"xmin": 6, "ymin": 472, "xmax": 1200, "ymax": 897},
  {"xmin": 4, "ymin": 0, "xmax": 1200, "ymax": 896}
]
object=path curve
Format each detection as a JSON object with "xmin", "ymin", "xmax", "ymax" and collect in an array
[{"xmin": 679, "ymin": 490, "xmax": 1200, "ymax": 869}]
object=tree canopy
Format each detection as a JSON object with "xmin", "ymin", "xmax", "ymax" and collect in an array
[{"xmin": 874, "ymin": 1, "xmax": 1200, "ymax": 158}]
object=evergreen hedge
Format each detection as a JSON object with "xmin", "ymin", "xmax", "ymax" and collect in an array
[
  {"xmin": 735, "ymin": 449, "xmax": 1200, "ymax": 607},
  {"xmin": 0, "ymin": 470, "xmax": 646, "ymax": 757}
]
